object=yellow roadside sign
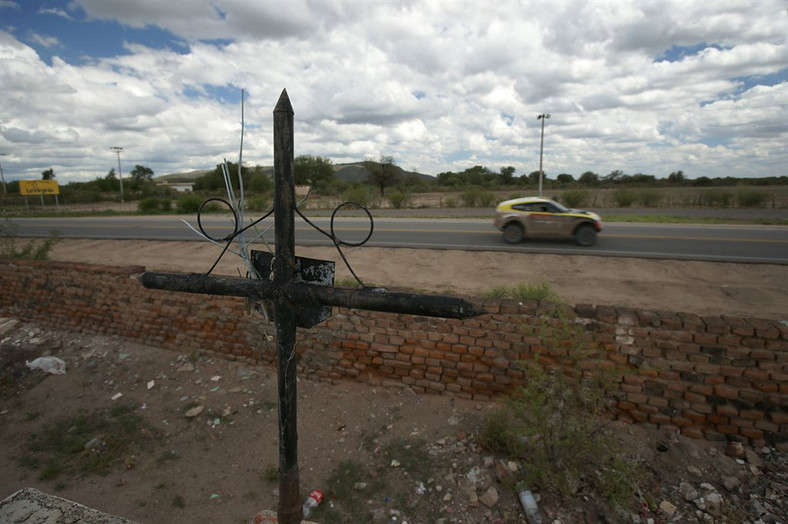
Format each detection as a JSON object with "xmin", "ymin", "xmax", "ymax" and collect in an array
[{"xmin": 19, "ymin": 180, "xmax": 60, "ymax": 195}]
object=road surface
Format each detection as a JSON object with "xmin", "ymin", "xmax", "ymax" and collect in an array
[{"xmin": 10, "ymin": 215, "xmax": 788, "ymax": 264}]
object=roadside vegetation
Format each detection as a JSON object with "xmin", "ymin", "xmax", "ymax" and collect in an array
[
  {"xmin": 1, "ymin": 160, "xmax": 785, "ymax": 224},
  {"xmin": 0, "ymin": 217, "xmax": 60, "ymax": 260},
  {"xmin": 478, "ymin": 306, "xmax": 639, "ymax": 512}
]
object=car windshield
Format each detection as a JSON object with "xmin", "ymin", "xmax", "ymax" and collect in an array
[{"xmin": 550, "ymin": 201, "xmax": 569, "ymax": 213}]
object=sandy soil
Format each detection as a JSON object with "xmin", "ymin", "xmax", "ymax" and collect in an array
[{"xmin": 44, "ymin": 239, "xmax": 788, "ymax": 320}]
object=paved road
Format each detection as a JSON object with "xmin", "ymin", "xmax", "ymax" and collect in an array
[{"xmin": 11, "ymin": 214, "xmax": 788, "ymax": 264}]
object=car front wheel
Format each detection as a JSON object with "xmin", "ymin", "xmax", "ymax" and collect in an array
[
  {"xmin": 503, "ymin": 223, "xmax": 524, "ymax": 244},
  {"xmin": 575, "ymin": 224, "xmax": 597, "ymax": 246}
]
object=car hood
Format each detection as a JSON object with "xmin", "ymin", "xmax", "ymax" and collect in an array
[{"xmin": 569, "ymin": 209, "xmax": 601, "ymax": 221}]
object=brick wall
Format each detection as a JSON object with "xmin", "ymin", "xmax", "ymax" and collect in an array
[{"xmin": 1, "ymin": 259, "xmax": 785, "ymax": 450}]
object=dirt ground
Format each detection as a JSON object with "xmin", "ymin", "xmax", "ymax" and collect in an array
[
  {"xmin": 0, "ymin": 240, "xmax": 786, "ymax": 523},
  {"xmin": 43, "ymin": 239, "xmax": 788, "ymax": 320}
]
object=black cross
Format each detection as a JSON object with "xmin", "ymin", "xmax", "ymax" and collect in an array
[{"xmin": 140, "ymin": 90, "xmax": 484, "ymax": 523}]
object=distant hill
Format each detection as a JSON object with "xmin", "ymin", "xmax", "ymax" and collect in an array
[
  {"xmin": 160, "ymin": 162, "xmax": 433, "ymax": 183},
  {"xmin": 156, "ymin": 170, "xmax": 211, "ymax": 182}
]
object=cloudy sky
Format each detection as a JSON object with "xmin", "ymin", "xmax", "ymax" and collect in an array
[{"xmin": 1, "ymin": 0, "xmax": 786, "ymax": 184}]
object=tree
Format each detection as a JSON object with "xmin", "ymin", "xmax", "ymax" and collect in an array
[
  {"xmin": 604, "ymin": 170, "xmax": 624, "ymax": 183},
  {"xmin": 499, "ymin": 166, "xmax": 516, "ymax": 185},
  {"xmin": 41, "ymin": 168, "xmax": 55, "ymax": 180},
  {"xmin": 527, "ymin": 170, "xmax": 541, "ymax": 184},
  {"xmin": 294, "ymin": 155, "xmax": 335, "ymax": 190},
  {"xmin": 578, "ymin": 171, "xmax": 599, "ymax": 186},
  {"xmin": 130, "ymin": 164, "xmax": 154, "ymax": 184},
  {"xmin": 667, "ymin": 170, "xmax": 685, "ymax": 184},
  {"xmin": 556, "ymin": 173, "xmax": 574, "ymax": 184},
  {"xmin": 366, "ymin": 155, "xmax": 399, "ymax": 196},
  {"xmin": 105, "ymin": 168, "xmax": 117, "ymax": 180}
]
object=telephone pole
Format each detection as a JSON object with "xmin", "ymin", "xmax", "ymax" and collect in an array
[
  {"xmin": 537, "ymin": 113, "xmax": 550, "ymax": 197},
  {"xmin": 0, "ymin": 153, "xmax": 7, "ymax": 195},
  {"xmin": 110, "ymin": 147, "xmax": 124, "ymax": 203}
]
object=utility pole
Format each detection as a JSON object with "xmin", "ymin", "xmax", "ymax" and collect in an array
[
  {"xmin": 110, "ymin": 146, "xmax": 124, "ymax": 203},
  {"xmin": 0, "ymin": 153, "xmax": 7, "ymax": 195},
  {"xmin": 537, "ymin": 113, "xmax": 550, "ymax": 197}
]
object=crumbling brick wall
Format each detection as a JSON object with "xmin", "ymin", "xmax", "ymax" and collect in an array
[{"xmin": 1, "ymin": 259, "xmax": 785, "ymax": 450}]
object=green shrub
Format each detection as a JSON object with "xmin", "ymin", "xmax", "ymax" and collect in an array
[
  {"xmin": 699, "ymin": 189, "xmax": 733, "ymax": 208},
  {"xmin": 560, "ymin": 189, "xmax": 589, "ymax": 208},
  {"xmin": 245, "ymin": 194, "xmax": 271, "ymax": 212},
  {"xmin": 138, "ymin": 197, "xmax": 161, "ymax": 213},
  {"xmin": 160, "ymin": 198, "xmax": 172, "ymax": 212},
  {"xmin": 176, "ymin": 194, "xmax": 203, "ymax": 214},
  {"xmin": 479, "ymin": 310, "xmax": 637, "ymax": 506},
  {"xmin": 387, "ymin": 191, "xmax": 412, "ymax": 209},
  {"xmin": 736, "ymin": 188, "xmax": 769, "ymax": 208},
  {"xmin": 484, "ymin": 280, "xmax": 559, "ymax": 306},
  {"xmin": 611, "ymin": 189, "xmax": 636, "ymax": 207},
  {"xmin": 342, "ymin": 186, "xmax": 375, "ymax": 208},
  {"xmin": 460, "ymin": 188, "xmax": 496, "ymax": 207},
  {"xmin": 637, "ymin": 189, "xmax": 663, "ymax": 207}
]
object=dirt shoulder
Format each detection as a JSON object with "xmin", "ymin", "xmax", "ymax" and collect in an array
[{"xmin": 43, "ymin": 239, "xmax": 788, "ymax": 320}]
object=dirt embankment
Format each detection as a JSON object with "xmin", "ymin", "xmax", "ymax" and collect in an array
[{"xmin": 41, "ymin": 239, "xmax": 788, "ymax": 320}]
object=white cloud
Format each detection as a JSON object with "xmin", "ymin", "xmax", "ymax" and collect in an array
[{"xmin": 0, "ymin": 1, "xmax": 786, "ymax": 183}]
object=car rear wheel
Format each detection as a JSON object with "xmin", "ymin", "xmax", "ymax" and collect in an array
[
  {"xmin": 503, "ymin": 223, "xmax": 524, "ymax": 244},
  {"xmin": 575, "ymin": 224, "xmax": 597, "ymax": 246}
]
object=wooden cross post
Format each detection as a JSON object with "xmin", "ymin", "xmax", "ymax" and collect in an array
[{"xmin": 140, "ymin": 89, "xmax": 485, "ymax": 523}]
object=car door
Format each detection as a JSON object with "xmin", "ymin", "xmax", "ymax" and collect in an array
[{"xmin": 525, "ymin": 203, "xmax": 562, "ymax": 237}]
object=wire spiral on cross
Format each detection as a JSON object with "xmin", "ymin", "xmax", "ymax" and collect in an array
[{"xmin": 197, "ymin": 198, "xmax": 374, "ymax": 286}]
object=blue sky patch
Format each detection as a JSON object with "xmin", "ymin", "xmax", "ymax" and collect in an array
[
  {"xmin": 1, "ymin": 0, "xmax": 188, "ymax": 65},
  {"xmin": 655, "ymin": 42, "xmax": 729, "ymax": 63}
]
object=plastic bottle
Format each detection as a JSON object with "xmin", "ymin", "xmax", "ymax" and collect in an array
[{"xmin": 302, "ymin": 489, "xmax": 324, "ymax": 518}]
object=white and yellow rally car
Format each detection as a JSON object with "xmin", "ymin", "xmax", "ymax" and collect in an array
[{"xmin": 493, "ymin": 196, "xmax": 602, "ymax": 246}]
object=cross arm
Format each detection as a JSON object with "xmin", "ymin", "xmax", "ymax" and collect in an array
[{"xmin": 139, "ymin": 271, "xmax": 486, "ymax": 320}]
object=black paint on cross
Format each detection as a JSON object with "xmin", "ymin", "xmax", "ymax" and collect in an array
[{"xmin": 139, "ymin": 89, "xmax": 485, "ymax": 524}]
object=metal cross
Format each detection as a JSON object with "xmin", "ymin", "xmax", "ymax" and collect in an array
[{"xmin": 140, "ymin": 89, "xmax": 484, "ymax": 523}]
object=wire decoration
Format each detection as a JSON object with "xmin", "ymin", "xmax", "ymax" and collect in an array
[{"xmin": 182, "ymin": 89, "xmax": 374, "ymax": 289}]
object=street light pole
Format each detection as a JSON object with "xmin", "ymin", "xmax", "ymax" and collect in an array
[
  {"xmin": 0, "ymin": 153, "xmax": 7, "ymax": 195},
  {"xmin": 110, "ymin": 147, "xmax": 124, "ymax": 203},
  {"xmin": 537, "ymin": 113, "xmax": 550, "ymax": 197}
]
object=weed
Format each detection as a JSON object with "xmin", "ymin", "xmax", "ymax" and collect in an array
[
  {"xmin": 172, "ymin": 495, "xmax": 186, "ymax": 508},
  {"xmin": 479, "ymin": 308, "xmax": 638, "ymax": 507},
  {"xmin": 382, "ymin": 438, "xmax": 435, "ymax": 476},
  {"xmin": 156, "ymin": 449, "xmax": 180, "ymax": 464},
  {"xmin": 314, "ymin": 459, "xmax": 377, "ymax": 523},
  {"xmin": 261, "ymin": 463, "xmax": 278, "ymax": 483},
  {"xmin": 22, "ymin": 404, "xmax": 160, "ymax": 481},
  {"xmin": 484, "ymin": 280, "xmax": 559, "ymax": 306},
  {"xmin": 1, "ymin": 217, "xmax": 60, "ymax": 260}
]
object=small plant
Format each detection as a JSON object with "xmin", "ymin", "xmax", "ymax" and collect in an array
[
  {"xmin": 387, "ymin": 191, "xmax": 412, "ymax": 209},
  {"xmin": 1, "ymin": 217, "xmax": 60, "ymax": 260},
  {"xmin": 560, "ymin": 189, "xmax": 589, "ymax": 208},
  {"xmin": 611, "ymin": 188, "xmax": 636, "ymax": 207},
  {"xmin": 176, "ymin": 194, "xmax": 204, "ymax": 214},
  {"xmin": 342, "ymin": 186, "xmax": 375, "ymax": 208},
  {"xmin": 22, "ymin": 404, "xmax": 160, "ymax": 480},
  {"xmin": 636, "ymin": 189, "xmax": 662, "ymax": 207},
  {"xmin": 172, "ymin": 495, "xmax": 186, "ymax": 508},
  {"xmin": 261, "ymin": 463, "xmax": 278, "ymax": 483},
  {"xmin": 137, "ymin": 197, "xmax": 161, "ymax": 213},
  {"xmin": 479, "ymin": 309, "xmax": 637, "ymax": 507},
  {"xmin": 484, "ymin": 280, "xmax": 559, "ymax": 305},
  {"xmin": 460, "ymin": 188, "xmax": 496, "ymax": 207},
  {"xmin": 736, "ymin": 187, "xmax": 769, "ymax": 208}
]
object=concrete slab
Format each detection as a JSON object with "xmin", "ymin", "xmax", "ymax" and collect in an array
[{"xmin": 0, "ymin": 488, "xmax": 136, "ymax": 523}]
